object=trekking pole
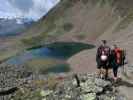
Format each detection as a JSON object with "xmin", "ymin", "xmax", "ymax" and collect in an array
[
  {"xmin": 122, "ymin": 62, "xmax": 125, "ymax": 74},
  {"xmin": 122, "ymin": 49, "xmax": 127, "ymax": 75},
  {"xmin": 122, "ymin": 52, "xmax": 124, "ymax": 74}
]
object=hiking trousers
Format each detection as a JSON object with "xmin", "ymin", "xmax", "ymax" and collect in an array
[{"xmin": 112, "ymin": 62, "xmax": 119, "ymax": 77}]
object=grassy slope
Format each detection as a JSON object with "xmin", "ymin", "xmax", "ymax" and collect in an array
[
  {"xmin": 20, "ymin": 0, "xmax": 120, "ymax": 47},
  {"xmin": 21, "ymin": 0, "xmax": 133, "ymax": 48}
]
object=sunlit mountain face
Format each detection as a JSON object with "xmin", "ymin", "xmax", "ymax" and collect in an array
[{"xmin": 0, "ymin": 0, "xmax": 60, "ymax": 37}]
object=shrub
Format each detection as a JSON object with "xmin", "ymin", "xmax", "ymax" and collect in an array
[{"xmin": 63, "ymin": 23, "xmax": 73, "ymax": 32}]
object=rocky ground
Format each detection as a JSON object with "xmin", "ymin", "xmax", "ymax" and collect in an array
[
  {"xmin": 0, "ymin": 63, "xmax": 132, "ymax": 100},
  {"xmin": 0, "ymin": 64, "xmax": 32, "ymax": 100}
]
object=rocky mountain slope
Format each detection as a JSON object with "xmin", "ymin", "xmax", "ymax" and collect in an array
[{"xmin": 21, "ymin": 0, "xmax": 133, "ymax": 46}]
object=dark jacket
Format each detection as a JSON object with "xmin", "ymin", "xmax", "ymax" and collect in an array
[
  {"xmin": 109, "ymin": 50, "xmax": 119, "ymax": 68},
  {"xmin": 96, "ymin": 45, "xmax": 110, "ymax": 62}
]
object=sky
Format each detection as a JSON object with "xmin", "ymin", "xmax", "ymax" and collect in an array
[{"xmin": 0, "ymin": 0, "xmax": 60, "ymax": 20}]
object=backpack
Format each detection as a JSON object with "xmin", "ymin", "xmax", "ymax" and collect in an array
[
  {"xmin": 98, "ymin": 46, "xmax": 110, "ymax": 61},
  {"xmin": 114, "ymin": 48, "xmax": 125, "ymax": 65}
]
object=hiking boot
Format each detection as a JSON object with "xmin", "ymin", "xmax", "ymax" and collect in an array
[
  {"xmin": 100, "ymin": 74, "xmax": 104, "ymax": 79},
  {"xmin": 113, "ymin": 77, "xmax": 118, "ymax": 82}
]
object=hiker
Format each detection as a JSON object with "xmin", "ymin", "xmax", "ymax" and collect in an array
[
  {"xmin": 96, "ymin": 40, "xmax": 111, "ymax": 79},
  {"xmin": 110, "ymin": 44, "xmax": 125, "ymax": 81}
]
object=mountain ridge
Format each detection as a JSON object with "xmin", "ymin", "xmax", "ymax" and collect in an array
[
  {"xmin": 20, "ymin": 0, "xmax": 133, "ymax": 47},
  {"xmin": 0, "ymin": 18, "xmax": 34, "ymax": 37}
]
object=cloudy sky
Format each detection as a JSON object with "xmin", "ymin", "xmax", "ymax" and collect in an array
[{"xmin": 0, "ymin": 0, "xmax": 60, "ymax": 20}]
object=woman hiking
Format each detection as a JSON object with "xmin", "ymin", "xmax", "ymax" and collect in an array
[
  {"xmin": 96, "ymin": 40, "xmax": 111, "ymax": 79},
  {"xmin": 110, "ymin": 44, "xmax": 124, "ymax": 82}
]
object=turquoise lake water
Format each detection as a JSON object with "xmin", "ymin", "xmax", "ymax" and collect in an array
[{"xmin": 6, "ymin": 42, "xmax": 95, "ymax": 73}]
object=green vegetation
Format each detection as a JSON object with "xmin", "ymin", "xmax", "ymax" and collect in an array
[
  {"xmin": 99, "ymin": 0, "xmax": 114, "ymax": 6},
  {"xmin": 20, "ymin": 0, "xmax": 115, "ymax": 47},
  {"xmin": 2, "ymin": 0, "xmax": 133, "ymax": 66},
  {"xmin": 20, "ymin": 0, "xmax": 78, "ymax": 47},
  {"xmin": 24, "ymin": 58, "xmax": 70, "ymax": 74},
  {"xmin": 12, "ymin": 76, "xmax": 58, "ymax": 100},
  {"xmin": 63, "ymin": 22, "xmax": 73, "ymax": 32},
  {"xmin": 82, "ymin": 0, "xmax": 89, "ymax": 4},
  {"xmin": 13, "ymin": 0, "xmax": 133, "ymax": 49},
  {"xmin": 21, "ymin": 35, "xmax": 46, "ymax": 48},
  {"xmin": 75, "ymin": 34, "xmax": 86, "ymax": 40},
  {"xmin": 44, "ymin": 64, "xmax": 70, "ymax": 74},
  {"xmin": 25, "ymin": 58, "xmax": 60, "ymax": 74},
  {"xmin": 0, "ymin": 50, "xmax": 19, "ymax": 62},
  {"xmin": 12, "ymin": 88, "xmax": 45, "ymax": 100}
]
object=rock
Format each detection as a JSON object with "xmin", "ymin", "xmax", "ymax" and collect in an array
[
  {"xmin": 94, "ymin": 86, "xmax": 103, "ymax": 93},
  {"xmin": 65, "ymin": 94, "xmax": 71, "ymax": 99},
  {"xmin": 81, "ymin": 93, "xmax": 96, "ymax": 100},
  {"xmin": 81, "ymin": 82, "xmax": 103, "ymax": 93},
  {"xmin": 40, "ymin": 90, "xmax": 53, "ymax": 97},
  {"xmin": 95, "ymin": 78, "xmax": 111, "ymax": 88},
  {"xmin": 80, "ymin": 76, "xmax": 112, "ymax": 94},
  {"xmin": 42, "ymin": 98, "xmax": 46, "ymax": 100},
  {"xmin": 0, "ymin": 64, "xmax": 31, "ymax": 89},
  {"xmin": 98, "ymin": 95, "xmax": 116, "ymax": 100}
]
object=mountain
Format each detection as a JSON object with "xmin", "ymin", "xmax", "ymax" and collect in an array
[
  {"xmin": 1, "ymin": 0, "xmax": 133, "ymax": 64},
  {"xmin": 0, "ymin": 17, "xmax": 34, "ymax": 61},
  {"xmin": 18, "ymin": 0, "xmax": 133, "ymax": 64},
  {"xmin": 0, "ymin": 18, "xmax": 34, "ymax": 37},
  {"xmin": 0, "ymin": 1, "xmax": 133, "ymax": 99},
  {"xmin": 20, "ymin": 0, "xmax": 133, "ymax": 46}
]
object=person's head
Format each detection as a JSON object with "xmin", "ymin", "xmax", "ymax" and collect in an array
[
  {"xmin": 111, "ymin": 44, "xmax": 118, "ymax": 50},
  {"xmin": 111, "ymin": 45, "xmax": 115, "ymax": 50},
  {"xmin": 113, "ymin": 44, "xmax": 117, "ymax": 49},
  {"xmin": 101, "ymin": 40, "xmax": 107, "ymax": 46}
]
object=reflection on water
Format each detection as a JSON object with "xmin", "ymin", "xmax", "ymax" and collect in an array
[{"xmin": 6, "ymin": 42, "xmax": 95, "ymax": 73}]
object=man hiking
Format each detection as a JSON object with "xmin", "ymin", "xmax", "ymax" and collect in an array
[
  {"xmin": 96, "ymin": 40, "xmax": 111, "ymax": 79},
  {"xmin": 110, "ymin": 44, "xmax": 126, "ymax": 82}
]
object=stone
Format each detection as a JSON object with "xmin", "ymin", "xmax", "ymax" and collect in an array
[
  {"xmin": 98, "ymin": 95, "xmax": 116, "ymax": 100},
  {"xmin": 80, "ymin": 78, "xmax": 103, "ymax": 93},
  {"xmin": 42, "ymin": 98, "xmax": 46, "ymax": 100},
  {"xmin": 81, "ymin": 93, "xmax": 96, "ymax": 100},
  {"xmin": 65, "ymin": 94, "xmax": 71, "ymax": 99},
  {"xmin": 40, "ymin": 90, "xmax": 53, "ymax": 97},
  {"xmin": 94, "ymin": 78, "xmax": 111, "ymax": 87}
]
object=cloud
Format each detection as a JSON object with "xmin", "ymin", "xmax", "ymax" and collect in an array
[
  {"xmin": 0, "ymin": 0, "xmax": 60, "ymax": 20},
  {"xmin": 8, "ymin": 0, "xmax": 33, "ymax": 13},
  {"xmin": 27, "ymin": 0, "xmax": 60, "ymax": 20},
  {"xmin": 0, "ymin": 0, "xmax": 21, "ymax": 18}
]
